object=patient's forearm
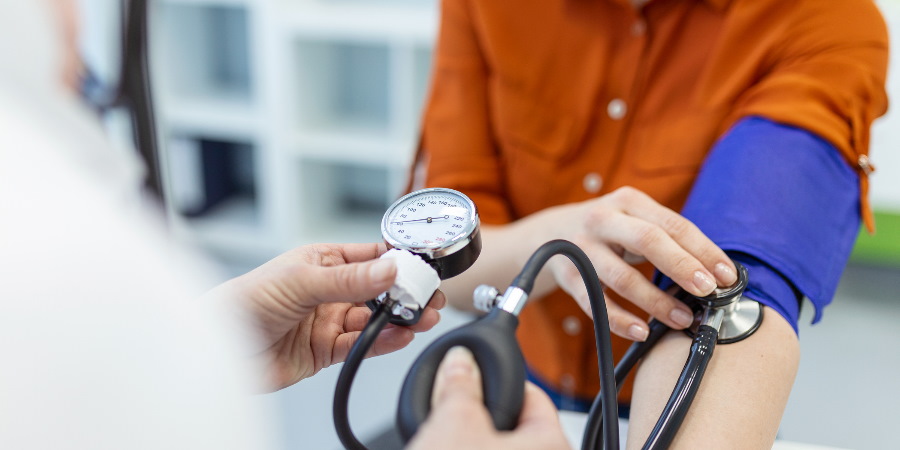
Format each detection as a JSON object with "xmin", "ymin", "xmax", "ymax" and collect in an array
[{"xmin": 626, "ymin": 306, "xmax": 799, "ymax": 449}]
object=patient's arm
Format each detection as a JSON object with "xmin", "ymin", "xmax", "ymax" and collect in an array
[{"xmin": 627, "ymin": 306, "xmax": 799, "ymax": 449}]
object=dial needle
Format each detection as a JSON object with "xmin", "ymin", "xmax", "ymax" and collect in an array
[{"xmin": 393, "ymin": 215, "xmax": 450, "ymax": 225}]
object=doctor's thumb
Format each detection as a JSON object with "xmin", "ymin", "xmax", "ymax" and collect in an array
[
  {"xmin": 305, "ymin": 258, "xmax": 397, "ymax": 304},
  {"xmin": 432, "ymin": 346, "xmax": 484, "ymax": 407}
]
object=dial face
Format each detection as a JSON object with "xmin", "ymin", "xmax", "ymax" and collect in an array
[{"xmin": 382, "ymin": 188, "xmax": 477, "ymax": 251}]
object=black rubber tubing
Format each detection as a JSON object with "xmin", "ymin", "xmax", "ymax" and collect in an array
[
  {"xmin": 333, "ymin": 301, "xmax": 392, "ymax": 450},
  {"xmin": 642, "ymin": 324, "xmax": 719, "ymax": 450},
  {"xmin": 582, "ymin": 319, "xmax": 671, "ymax": 450},
  {"xmin": 512, "ymin": 240, "xmax": 620, "ymax": 450}
]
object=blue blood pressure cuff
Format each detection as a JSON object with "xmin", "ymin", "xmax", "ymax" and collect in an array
[{"xmin": 657, "ymin": 117, "xmax": 861, "ymax": 334}]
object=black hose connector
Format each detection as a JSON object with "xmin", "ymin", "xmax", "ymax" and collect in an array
[{"xmin": 642, "ymin": 324, "xmax": 719, "ymax": 450}]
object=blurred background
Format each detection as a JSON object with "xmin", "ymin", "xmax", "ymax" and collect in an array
[{"xmin": 77, "ymin": 0, "xmax": 899, "ymax": 448}]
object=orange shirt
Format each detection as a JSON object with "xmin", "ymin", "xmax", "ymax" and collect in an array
[{"xmin": 417, "ymin": 0, "xmax": 888, "ymax": 401}]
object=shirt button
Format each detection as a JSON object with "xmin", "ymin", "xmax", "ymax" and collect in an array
[
  {"xmin": 558, "ymin": 374, "xmax": 578, "ymax": 409},
  {"xmin": 582, "ymin": 172, "xmax": 603, "ymax": 194},
  {"xmin": 562, "ymin": 315, "xmax": 582, "ymax": 335},
  {"xmin": 858, "ymin": 154, "xmax": 875, "ymax": 175},
  {"xmin": 560, "ymin": 373, "xmax": 576, "ymax": 392},
  {"xmin": 631, "ymin": 20, "xmax": 647, "ymax": 36},
  {"xmin": 607, "ymin": 98, "xmax": 627, "ymax": 120}
]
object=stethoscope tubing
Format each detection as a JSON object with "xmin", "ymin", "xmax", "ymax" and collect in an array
[{"xmin": 641, "ymin": 323, "xmax": 719, "ymax": 449}]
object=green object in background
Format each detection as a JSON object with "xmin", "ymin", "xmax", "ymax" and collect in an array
[{"xmin": 851, "ymin": 211, "xmax": 900, "ymax": 266}]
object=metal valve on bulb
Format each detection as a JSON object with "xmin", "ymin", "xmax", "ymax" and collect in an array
[{"xmin": 473, "ymin": 284, "xmax": 530, "ymax": 316}]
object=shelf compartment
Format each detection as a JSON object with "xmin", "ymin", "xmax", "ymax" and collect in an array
[
  {"xmin": 280, "ymin": 2, "xmax": 438, "ymax": 43},
  {"xmin": 154, "ymin": 2, "xmax": 253, "ymax": 104},
  {"xmin": 160, "ymin": 95, "xmax": 259, "ymax": 140},
  {"xmin": 292, "ymin": 39, "xmax": 392, "ymax": 137},
  {"xmin": 295, "ymin": 158, "xmax": 397, "ymax": 244},
  {"xmin": 165, "ymin": 135, "xmax": 259, "ymax": 220},
  {"xmin": 288, "ymin": 131, "xmax": 413, "ymax": 166}
]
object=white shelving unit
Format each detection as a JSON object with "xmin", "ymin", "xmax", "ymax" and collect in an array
[{"xmin": 151, "ymin": 0, "xmax": 438, "ymax": 262}]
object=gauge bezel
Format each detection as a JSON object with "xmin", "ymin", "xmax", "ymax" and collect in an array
[{"xmin": 381, "ymin": 188, "xmax": 480, "ymax": 261}]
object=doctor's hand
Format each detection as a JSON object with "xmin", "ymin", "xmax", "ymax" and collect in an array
[
  {"xmin": 210, "ymin": 243, "xmax": 445, "ymax": 391},
  {"xmin": 521, "ymin": 186, "xmax": 736, "ymax": 342},
  {"xmin": 407, "ymin": 347, "xmax": 570, "ymax": 450}
]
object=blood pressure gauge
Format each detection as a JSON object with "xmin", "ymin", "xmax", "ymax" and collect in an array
[{"xmin": 382, "ymin": 188, "xmax": 481, "ymax": 280}]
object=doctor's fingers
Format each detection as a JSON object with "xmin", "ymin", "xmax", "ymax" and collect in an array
[
  {"xmin": 293, "ymin": 258, "xmax": 398, "ymax": 307},
  {"xmin": 319, "ymin": 242, "xmax": 389, "ymax": 264},
  {"xmin": 562, "ymin": 244, "xmax": 695, "ymax": 335},
  {"xmin": 585, "ymin": 202, "xmax": 727, "ymax": 297},
  {"xmin": 554, "ymin": 258, "xmax": 649, "ymax": 342},
  {"xmin": 599, "ymin": 187, "xmax": 737, "ymax": 287}
]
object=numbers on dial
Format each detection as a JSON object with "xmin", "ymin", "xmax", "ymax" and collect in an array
[{"xmin": 386, "ymin": 192, "xmax": 472, "ymax": 248}]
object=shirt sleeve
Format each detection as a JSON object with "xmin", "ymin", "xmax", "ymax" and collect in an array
[
  {"xmin": 725, "ymin": 0, "xmax": 888, "ymax": 231},
  {"xmin": 414, "ymin": 0, "xmax": 514, "ymax": 224},
  {"xmin": 670, "ymin": 117, "xmax": 861, "ymax": 332}
]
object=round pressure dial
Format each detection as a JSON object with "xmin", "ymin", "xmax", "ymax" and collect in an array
[{"xmin": 382, "ymin": 188, "xmax": 481, "ymax": 279}]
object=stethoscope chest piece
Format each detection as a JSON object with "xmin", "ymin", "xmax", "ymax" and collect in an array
[
  {"xmin": 685, "ymin": 261, "xmax": 763, "ymax": 344},
  {"xmin": 692, "ymin": 299, "xmax": 763, "ymax": 344}
]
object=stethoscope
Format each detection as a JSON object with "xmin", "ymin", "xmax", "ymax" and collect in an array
[{"xmin": 334, "ymin": 187, "xmax": 763, "ymax": 450}]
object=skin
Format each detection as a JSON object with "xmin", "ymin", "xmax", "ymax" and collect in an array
[
  {"xmin": 207, "ymin": 243, "xmax": 446, "ymax": 391},
  {"xmin": 627, "ymin": 309, "xmax": 799, "ymax": 449},
  {"xmin": 44, "ymin": 0, "xmax": 83, "ymax": 92}
]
